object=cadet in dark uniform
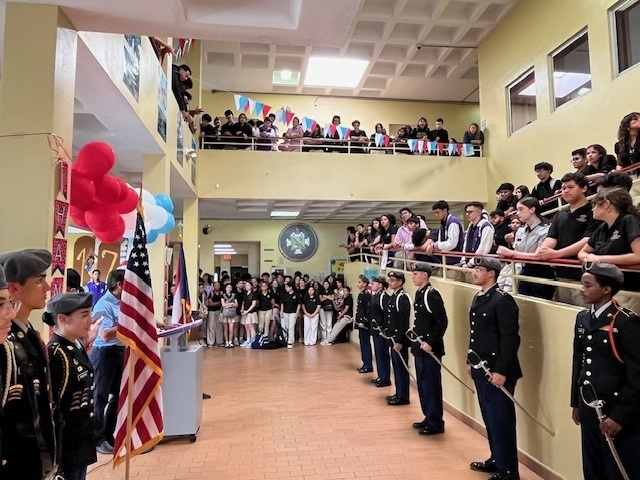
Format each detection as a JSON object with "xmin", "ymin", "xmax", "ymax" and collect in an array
[
  {"xmin": 410, "ymin": 263, "xmax": 448, "ymax": 435},
  {"xmin": 384, "ymin": 271, "xmax": 411, "ymax": 406},
  {"xmin": 571, "ymin": 263, "xmax": 640, "ymax": 480},
  {"xmin": 0, "ymin": 265, "xmax": 18, "ymax": 470},
  {"xmin": 45, "ymin": 292, "xmax": 98, "ymax": 480},
  {"xmin": 369, "ymin": 276, "xmax": 391, "ymax": 388},
  {"xmin": 0, "ymin": 249, "xmax": 57, "ymax": 480},
  {"xmin": 355, "ymin": 275, "xmax": 373, "ymax": 373},
  {"xmin": 468, "ymin": 257, "xmax": 521, "ymax": 480}
]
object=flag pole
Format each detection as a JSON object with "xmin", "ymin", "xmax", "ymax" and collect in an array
[{"xmin": 124, "ymin": 351, "xmax": 136, "ymax": 480}]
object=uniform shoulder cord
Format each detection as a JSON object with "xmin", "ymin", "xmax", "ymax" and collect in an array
[
  {"xmin": 51, "ymin": 344, "xmax": 70, "ymax": 400},
  {"xmin": 2, "ymin": 342, "xmax": 16, "ymax": 407},
  {"xmin": 609, "ymin": 299, "xmax": 623, "ymax": 364}
]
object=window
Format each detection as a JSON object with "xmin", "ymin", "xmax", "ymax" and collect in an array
[
  {"xmin": 612, "ymin": 0, "xmax": 640, "ymax": 73},
  {"xmin": 508, "ymin": 70, "xmax": 536, "ymax": 134},
  {"xmin": 551, "ymin": 32, "xmax": 591, "ymax": 108}
]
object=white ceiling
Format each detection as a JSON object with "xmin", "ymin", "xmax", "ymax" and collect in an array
[{"xmin": 1, "ymin": 0, "xmax": 517, "ymax": 221}]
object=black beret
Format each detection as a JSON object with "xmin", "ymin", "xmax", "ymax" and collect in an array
[
  {"xmin": 582, "ymin": 262, "xmax": 624, "ymax": 286},
  {"xmin": 371, "ymin": 276, "xmax": 388, "ymax": 288},
  {"xmin": 473, "ymin": 256, "xmax": 503, "ymax": 273},
  {"xmin": 411, "ymin": 262, "xmax": 433, "ymax": 275},
  {"xmin": 387, "ymin": 271, "xmax": 405, "ymax": 281},
  {"xmin": 46, "ymin": 292, "xmax": 93, "ymax": 316},
  {"xmin": 358, "ymin": 274, "xmax": 370, "ymax": 284},
  {"xmin": 0, "ymin": 249, "xmax": 52, "ymax": 283}
]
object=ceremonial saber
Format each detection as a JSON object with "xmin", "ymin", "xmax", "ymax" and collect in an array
[
  {"xmin": 580, "ymin": 383, "xmax": 630, "ymax": 480},
  {"xmin": 468, "ymin": 349, "xmax": 555, "ymax": 436},
  {"xmin": 406, "ymin": 329, "xmax": 475, "ymax": 394},
  {"xmin": 371, "ymin": 320, "xmax": 417, "ymax": 383}
]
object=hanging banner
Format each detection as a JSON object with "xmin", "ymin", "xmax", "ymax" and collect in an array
[{"xmin": 51, "ymin": 237, "xmax": 67, "ymax": 276}]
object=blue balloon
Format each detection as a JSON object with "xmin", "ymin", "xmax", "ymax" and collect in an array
[
  {"xmin": 146, "ymin": 229, "xmax": 159, "ymax": 244},
  {"xmin": 158, "ymin": 214, "xmax": 175, "ymax": 234},
  {"xmin": 154, "ymin": 193, "xmax": 174, "ymax": 213}
]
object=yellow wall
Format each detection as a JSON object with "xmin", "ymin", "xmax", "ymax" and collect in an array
[
  {"xmin": 477, "ymin": 0, "xmax": 637, "ymax": 198},
  {"xmin": 202, "ymin": 91, "xmax": 479, "ymax": 141},
  {"xmin": 344, "ymin": 262, "xmax": 582, "ymax": 479}
]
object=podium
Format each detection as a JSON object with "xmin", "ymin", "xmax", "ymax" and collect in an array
[{"xmin": 160, "ymin": 324, "xmax": 203, "ymax": 442}]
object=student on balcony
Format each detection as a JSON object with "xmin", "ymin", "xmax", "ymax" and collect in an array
[
  {"xmin": 462, "ymin": 122, "xmax": 484, "ymax": 157},
  {"xmin": 348, "ymin": 120, "xmax": 368, "ymax": 153}
]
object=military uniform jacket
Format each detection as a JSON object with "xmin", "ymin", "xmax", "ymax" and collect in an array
[
  {"xmin": 355, "ymin": 290, "xmax": 372, "ymax": 329},
  {"xmin": 383, "ymin": 289, "xmax": 411, "ymax": 345},
  {"xmin": 412, "ymin": 285, "xmax": 448, "ymax": 358},
  {"xmin": 1, "ymin": 322, "xmax": 57, "ymax": 479},
  {"xmin": 48, "ymin": 334, "xmax": 97, "ymax": 469},
  {"xmin": 570, "ymin": 305, "xmax": 640, "ymax": 432},
  {"xmin": 368, "ymin": 291, "xmax": 388, "ymax": 335},
  {"xmin": 468, "ymin": 284, "xmax": 521, "ymax": 381},
  {"xmin": 0, "ymin": 342, "xmax": 17, "ymax": 469}
]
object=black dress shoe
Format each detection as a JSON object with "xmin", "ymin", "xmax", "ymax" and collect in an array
[
  {"xmin": 418, "ymin": 424, "xmax": 444, "ymax": 435},
  {"xmin": 386, "ymin": 394, "xmax": 398, "ymax": 402},
  {"xmin": 387, "ymin": 397, "xmax": 410, "ymax": 406},
  {"xmin": 412, "ymin": 418, "xmax": 428, "ymax": 429},
  {"xmin": 488, "ymin": 472, "xmax": 519, "ymax": 480},
  {"xmin": 371, "ymin": 378, "xmax": 381, "ymax": 384},
  {"xmin": 470, "ymin": 459, "xmax": 499, "ymax": 473},
  {"xmin": 376, "ymin": 380, "xmax": 392, "ymax": 387},
  {"xmin": 358, "ymin": 368, "xmax": 374, "ymax": 373}
]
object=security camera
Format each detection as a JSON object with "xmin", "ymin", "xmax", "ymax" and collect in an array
[{"xmin": 202, "ymin": 224, "xmax": 211, "ymax": 235}]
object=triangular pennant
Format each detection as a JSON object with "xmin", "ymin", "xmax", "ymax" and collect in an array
[
  {"xmin": 301, "ymin": 117, "xmax": 311, "ymax": 131},
  {"xmin": 337, "ymin": 125, "xmax": 350, "ymax": 140},
  {"xmin": 383, "ymin": 135, "xmax": 390, "ymax": 147},
  {"xmin": 375, "ymin": 133, "xmax": 383, "ymax": 147},
  {"xmin": 428, "ymin": 141, "xmax": 437, "ymax": 153},
  {"xmin": 262, "ymin": 104, "xmax": 272, "ymax": 117},
  {"xmin": 310, "ymin": 120, "xmax": 317, "ymax": 132},
  {"xmin": 255, "ymin": 102, "xmax": 264, "ymax": 118},
  {"xmin": 417, "ymin": 140, "xmax": 425, "ymax": 153},
  {"xmin": 329, "ymin": 124, "xmax": 337, "ymax": 137},
  {"xmin": 239, "ymin": 96, "xmax": 249, "ymax": 112},
  {"xmin": 234, "ymin": 94, "xmax": 242, "ymax": 111},
  {"xmin": 457, "ymin": 143, "xmax": 463, "ymax": 155},
  {"xmin": 248, "ymin": 99, "xmax": 257, "ymax": 115},
  {"xmin": 408, "ymin": 139, "xmax": 418, "ymax": 152},
  {"xmin": 448, "ymin": 143, "xmax": 456, "ymax": 155},
  {"xmin": 285, "ymin": 111, "xmax": 295, "ymax": 126},
  {"xmin": 463, "ymin": 143, "xmax": 475, "ymax": 157}
]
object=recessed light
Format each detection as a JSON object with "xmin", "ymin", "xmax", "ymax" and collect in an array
[
  {"xmin": 304, "ymin": 57, "xmax": 369, "ymax": 88},
  {"xmin": 273, "ymin": 70, "xmax": 301, "ymax": 85},
  {"xmin": 271, "ymin": 211, "xmax": 300, "ymax": 217}
]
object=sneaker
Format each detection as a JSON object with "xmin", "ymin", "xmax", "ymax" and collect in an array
[
  {"xmin": 287, "ymin": 344, "xmax": 293, "ymax": 349},
  {"xmin": 233, "ymin": 338, "xmax": 239, "ymax": 346},
  {"xmin": 244, "ymin": 342, "xmax": 252, "ymax": 349},
  {"xmin": 217, "ymin": 343, "xmax": 224, "ymax": 347},
  {"xmin": 97, "ymin": 440, "xmax": 114, "ymax": 455},
  {"xmin": 321, "ymin": 341, "xmax": 332, "ymax": 346}
]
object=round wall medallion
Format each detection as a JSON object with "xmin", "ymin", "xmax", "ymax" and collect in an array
[{"xmin": 278, "ymin": 223, "xmax": 318, "ymax": 262}]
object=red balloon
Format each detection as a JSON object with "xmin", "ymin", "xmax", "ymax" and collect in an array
[
  {"xmin": 94, "ymin": 175, "xmax": 123, "ymax": 204},
  {"xmin": 69, "ymin": 206, "xmax": 89, "ymax": 229},
  {"xmin": 115, "ymin": 178, "xmax": 129, "ymax": 203},
  {"xmin": 85, "ymin": 207, "xmax": 120, "ymax": 232},
  {"xmin": 70, "ymin": 169, "xmax": 96, "ymax": 209},
  {"xmin": 94, "ymin": 216, "xmax": 125, "ymax": 244},
  {"xmin": 75, "ymin": 142, "xmax": 116, "ymax": 180},
  {"xmin": 115, "ymin": 187, "xmax": 139, "ymax": 214}
]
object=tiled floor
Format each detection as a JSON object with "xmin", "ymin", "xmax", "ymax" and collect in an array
[{"xmin": 89, "ymin": 341, "xmax": 543, "ymax": 480}]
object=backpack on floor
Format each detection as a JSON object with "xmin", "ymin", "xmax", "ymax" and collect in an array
[{"xmin": 251, "ymin": 333, "xmax": 283, "ymax": 350}]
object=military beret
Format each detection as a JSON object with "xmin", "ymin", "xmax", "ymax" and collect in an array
[
  {"xmin": 46, "ymin": 292, "xmax": 93, "ymax": 316},
  {"xmin": 371, "ymin": 276, "xmax": 388, "ymax": 288},
  {"xmin": 387, "ymin": 271, "xmax": 405, "ymax": 281},
  {"xmin": 0, "ymin": 249, "xmax": 52, "ymax": 284},
  {"xmin": 0, "ymin": 265, "xmax": 7, "ymax": 290},
  {"xmin": 473, "ymin": 256, "xmax": 503, "ymax": 273},
  {"xmin": 358, "ymin": 274, "xmax": 370, "ymax": 284},
  {"xmin": 582, "ymin": 262, "xmax": 624, "ymax": 286},
  {"xmin": 411, "ymin": 262, "xmax": 433, "ymax": 275}
]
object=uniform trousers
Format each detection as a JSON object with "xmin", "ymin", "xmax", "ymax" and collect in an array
[
  {"xmin": 391, "ymin": 343, "xmax": 410, "ymax": 399},
  {"xmin": 90, "ymin": 345, "xmax": 125, "ymax": 446},
  {"xmin": 373, "ymin": 334, "xmax": 390, "ymax": 382},
  {"xmin": 474, "ymin": 377, "xmax": 519, "ymax": 474},
  {"xmin": 303, "ymin": 314, "xmax": 318, "ymax": 345},
  {"xmin": 319, "ymin": 310, "xmax": 333, "ymax": 341},
  {"xmin": 60, "ymin": 465, "xmax": 88, "ymax": 480},
  {"xmin": 415, "ymin": 354, "xmax": 444, "ymax": 428},
  {"xmin": 258, "ymin": 310, "xmax": 272, "ymax": 334},
  {"xmin": 281, "ymin": 312, "xmax": 297, "ymax": 345},
  {"xmin": 358, "ymin": 328, "xmax": 373, "ymax": 370},
  {"xmin": 206, "ymin": 310, "xmax": 223, "ymax": 345},
  {"xmin": 578, "ymin": 402, "xmax": 640, "ymax": 480}
]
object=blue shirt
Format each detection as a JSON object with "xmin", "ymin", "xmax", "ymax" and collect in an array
[
  {"xmin": 86, "ymin": 281, "xmax": 108, "ymax": 306},
  {"xmin": 92, "ymin": 290, "xmax": 123, "ymax": 348}
]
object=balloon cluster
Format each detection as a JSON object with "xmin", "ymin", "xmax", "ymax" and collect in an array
[{"xmin": 69, "ymin": 141, "xmax": 175, "ymax": 244}]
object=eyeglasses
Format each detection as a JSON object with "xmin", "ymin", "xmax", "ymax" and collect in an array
[
  {"xmin": 465, "ymin": 210, "xmax": 479, "ymax": 215},
  {"xmin": 0, "ymin": 300, "xmax": 21, "ymax": 313}
]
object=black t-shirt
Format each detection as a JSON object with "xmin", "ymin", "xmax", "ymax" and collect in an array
[
  {"xmin": 281, "ymin": 291, "xmax": 301, "ymax": 313},
  {"xmin": 341, "ymin": 295, "xmax": 353, "ymax": 316},
  {"xmin": 588, "ymin": 213, "xmax": 640, "ymax": 289},
  {"xmin": 429, "ymin": 128, "xmax": 449, "ymax": 143},
  {"xmin": 208, "ymin": 291, "xmax": 222, "ymax": 312},
  {"xmin": 532, "ymin": 178, "xmax": 562, "ymax": 213},
  {"xmin": 493, "ymin": 221, "xmax": 512, "ymax": 251},
  {"xmin": 381, "ymin": 225, "xmax": 398, "ymax": 244},
  {"xmin": 582, "ymin": 155, "xmax": 617, "ymax": 177},
  {"xmin": 304, "ymin": 295, "xmax": 320, "ymax": 315},
  {"xmin": 231, "ymin": 122, "xmax": 252, "ymax": 138},
  {"xmin": 615, "ymin": 139, "xmax": 640, "ymax": 173},
  {"xmin": 242, "ymin": 290, "xmax": 257, "ymax": 312},
  {"xmin": 257, "ymin": 291, "xmax": 274, "ymax": 311},
  {"xmin": 412, "ymin": 127, "xmax": 430, "ymax": 140},
  {"xmin": 235, "ymin": 290, "xmax": 245, "ymax": 314},
  {"xmin": 220, "ymin": 121, "xmax": 235, "ymax": 136},
  {"xmin": 548, "ymin": 203, "xmax": 601, "ymax": 280}
]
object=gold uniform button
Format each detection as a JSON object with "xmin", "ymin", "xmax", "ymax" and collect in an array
[{"xmin": 17, "ymin": 331, "xmax": 25, "ymax": 339}]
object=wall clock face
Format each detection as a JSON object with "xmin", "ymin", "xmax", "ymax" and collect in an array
[{"xmin": 278, "ymin": 223, "xmax": 318, "ymax": 262}]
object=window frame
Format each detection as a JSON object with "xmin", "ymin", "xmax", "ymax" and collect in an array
[
  {"xmin": 610, "ymin": 0, "xmax": 640, "ymax": 76},
  {"xmin": 549, "ymin": 28, "xmax": 592, "ymax": 111},
  {"xmin": 506, "ymin": 68, "xmax": 537, "ymax": 135}
]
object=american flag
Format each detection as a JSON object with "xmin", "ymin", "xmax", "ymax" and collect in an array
[
  {"xmin": 113, "ymin": 213, "xmax": 163, "ymax": 466},
  {"xmin": 171, "ymin": 243, "xmax": 191, "ymax": 324}
]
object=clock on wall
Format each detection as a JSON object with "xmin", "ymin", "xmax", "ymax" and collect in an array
[{"xmin": 278, "ymin": 223, "xmax": 319, "ymax": 262}]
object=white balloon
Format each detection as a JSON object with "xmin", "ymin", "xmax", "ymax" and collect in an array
[
  {"xmin": 121, "ymin": 210, "xmax": 137, "ymax": 238},
  {"xmin": 149, "ymin": 205, "xmax": 168, "ymax": 230}
]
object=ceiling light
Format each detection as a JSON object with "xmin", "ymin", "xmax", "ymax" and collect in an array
[
  {"xmin": 304, "ymin": 57, "xmax": 369, "ymax": 88},
  {"xmin": 272, "ymin": 70, "xmax": 301, "ymax": 85},
  {"xmin": 280, "ymin": 70, "xmax": 292, "ymax": 81},
  {"xmin": 214, "ymin": 244, "xmax": 232, "ymax": 248},
  {"xmin": 271, "ymin": 211, "xmax": 300, "ymax": 217}
]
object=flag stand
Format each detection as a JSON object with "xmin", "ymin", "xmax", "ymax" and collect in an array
[{"xmin": 123, "ymin": 350, "xmax": 136, "ymax": 480}]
